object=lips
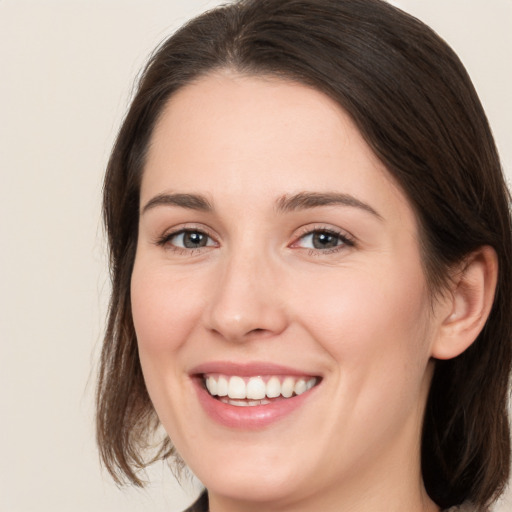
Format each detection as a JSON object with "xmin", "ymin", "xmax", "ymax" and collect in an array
[{"xmin": 191, "ymin": 362, "xmax": 321, "ymax": 428}]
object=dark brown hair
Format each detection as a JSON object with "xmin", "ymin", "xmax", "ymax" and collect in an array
[{"xmin": 97, "ymin": 0, "xmax": 512, "ymax": 508}]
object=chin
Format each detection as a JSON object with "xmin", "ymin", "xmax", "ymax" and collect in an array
[{"xmin": 199, "ymin": 465, "xmax": 306, "ymax": 505}]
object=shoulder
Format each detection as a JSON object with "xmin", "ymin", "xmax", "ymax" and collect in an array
[
  {"xmin": 183, "ymin": 491, "xmax": 209, "ymax": 512},
  {"xmin": 444, "ymin": 503, "xmax": 484, "ymax": 512},
  {"xmin": 182, "ymin": 495, "xmax": 484, "ymax": 512}
]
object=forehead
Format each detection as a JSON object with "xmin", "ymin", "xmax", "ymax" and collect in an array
[{"xmin": 142, "ymin": 71, "xmax": 412, "ymax": 224}]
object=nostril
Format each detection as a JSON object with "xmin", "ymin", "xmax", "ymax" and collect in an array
[
  {"xmin": 205, "ymin": 288, "xmax": 288, "ymax": 341},
  {"xmin": 245, "ymin": 327, "xmax": 278, "ymax": 340}
]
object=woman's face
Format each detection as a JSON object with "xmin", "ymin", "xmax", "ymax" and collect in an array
[{"xmin": 131, "ymin": 72, "xmax": 444, "ymax": 508}]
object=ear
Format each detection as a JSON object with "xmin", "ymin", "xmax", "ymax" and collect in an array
[{"xmin": 431, "ymin": 246, "xmax": 498, "ymax": 360}]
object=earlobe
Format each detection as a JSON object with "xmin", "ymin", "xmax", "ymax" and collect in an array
[{"xmin": 431, "ymin": 246, "xmax": 498, "ymax": 360}]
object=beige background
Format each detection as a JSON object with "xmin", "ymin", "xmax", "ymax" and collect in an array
[{"xmin": 0, "ymin": 1, "xmax": 510, "ymax": 510}]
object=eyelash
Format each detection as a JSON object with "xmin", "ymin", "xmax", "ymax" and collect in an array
[
  {"xmin": 155, "ymin": 226, "xmax": 218, "ymax": 255},
  {"xmin": 155, "ymin": 225, "xmax": 355, "ymax": 256},
  {"xmin": 292, "ymin": 226, "xmax": 355, "ymax": 255}
]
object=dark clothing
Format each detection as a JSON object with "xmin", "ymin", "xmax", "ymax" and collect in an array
[
  {"xmin": 183, "ymin": 491, "xmax": 477, "ymax": 511},
  {"xmin": 183, "ymin": 491, "xmax": 208, "ymax": 512}
]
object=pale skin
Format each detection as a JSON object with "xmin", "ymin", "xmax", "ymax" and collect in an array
[{"xmin": 131, "ymin": 71, "xmax": 498, "ymax": 512}]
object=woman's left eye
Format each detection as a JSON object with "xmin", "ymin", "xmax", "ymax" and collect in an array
[{"xmin": 293, "ymin": 229, "xmax": 354, "ymax": 251}]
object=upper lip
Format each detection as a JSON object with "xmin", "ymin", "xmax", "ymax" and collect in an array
[{"xmin": 190, "ymin": 361, "xmax": 320, "ymax": 378}]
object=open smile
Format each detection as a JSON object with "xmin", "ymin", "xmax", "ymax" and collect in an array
[
  {"xmin": 203, "ymin": 374, "xmax": 318, "ymax": 406},
  {"xmin": 190, "ymin": 362, "xmax": 322, "ymax": 428}
]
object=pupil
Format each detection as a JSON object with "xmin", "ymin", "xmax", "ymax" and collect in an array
[
  {"xmin": 313, "ymin": 232, "xmax": 338, "ymax": 249},
  {"xmin": 184, "ymin": 231, "xmax": 206, "ymax": 248}
]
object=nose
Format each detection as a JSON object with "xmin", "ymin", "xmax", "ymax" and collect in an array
[{"xmin": 204, "ymin": 249, "xmax": 288, "ymax": 343}]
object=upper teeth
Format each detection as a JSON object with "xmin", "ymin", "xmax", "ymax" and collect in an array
[{"xmin": 205, "ymin": 375, "xmax": 317, "ymax": 400}]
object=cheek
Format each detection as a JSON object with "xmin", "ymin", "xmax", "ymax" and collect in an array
[
  {"xmin": 130, "ymin": 258, "xmax": 206, "ymax": 357},
  {"xmin": 295, "ymin": 262, "xmax": 434, "ymax": 454},
  {"xmin": 295, "ymin": 258, "xmax": 433, "ymax": 382},
  {"xmin": 130, "ymin": 258, "xmax": 206, "ymax": 431}
]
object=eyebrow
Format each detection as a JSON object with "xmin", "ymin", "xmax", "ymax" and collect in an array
[
  {"xmin": 141, "ymin": 193, "xmax": 213, "ymax": 215},
  {"xmin": 141, "ymin": 190, "xmax": 382, "ymax": 220},
  {"xmin": 275, "ymin": 192, "xmax": 383, "ymax": 219}
]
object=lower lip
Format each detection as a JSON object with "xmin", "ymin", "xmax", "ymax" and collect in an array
[{"xmin": 194, "ymin": 379, "xmax": 317, "ymax": 429}]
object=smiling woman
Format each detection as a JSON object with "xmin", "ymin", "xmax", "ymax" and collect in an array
[{"xmin": 96, "ymin": 1, "xmax": 512, "ymax": 511}]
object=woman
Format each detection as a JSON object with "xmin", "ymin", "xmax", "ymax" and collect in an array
[{"xmin": 96, "ymin": 0, "xmax": 512, "ymax": 511}]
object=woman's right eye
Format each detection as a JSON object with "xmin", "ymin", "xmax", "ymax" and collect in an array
[{"xmin": 157, "ymin": 229, "xmax": 217, "ymax": 251}]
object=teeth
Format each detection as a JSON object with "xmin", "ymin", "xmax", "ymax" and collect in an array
[
  {"xmin": 228, "ymin": 376, "xmax": 246, "ymax": 399},
  {"xmin": 217, "ymin": 376, "xmax": 228, "ymax": 396},
  {"xmin": 266, "ymin": 376, "xmax": 281, "ymax": 398},
  {"xmin": 226, "ymin": 398, "xmax": 249, "ymax": 407},
  {"xmin": 281, "ymin": 377, "xmax": 295, "ymax": 398},
  {"xmin": 205, "ymin": 374, "xmax": 318, "ymax": 402},
  {"xmin": 220, "ymin": 398, "xmax": 271, "ymax": 407},
  {"xmin": 294, "ymin": 379, "xmax": 307, "ymax": 395},
  {"xmin": 205, "ymin": 376, "xmax": 217, "ymax": 396},
  {"xmin": 246, "ymin": 377, "xmax": 266, "ymax": 400}
]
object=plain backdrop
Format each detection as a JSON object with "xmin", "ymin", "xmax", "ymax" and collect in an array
[{"xmin": 0, "ymin": 1, "xmax": 510, "ymax": 511}]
